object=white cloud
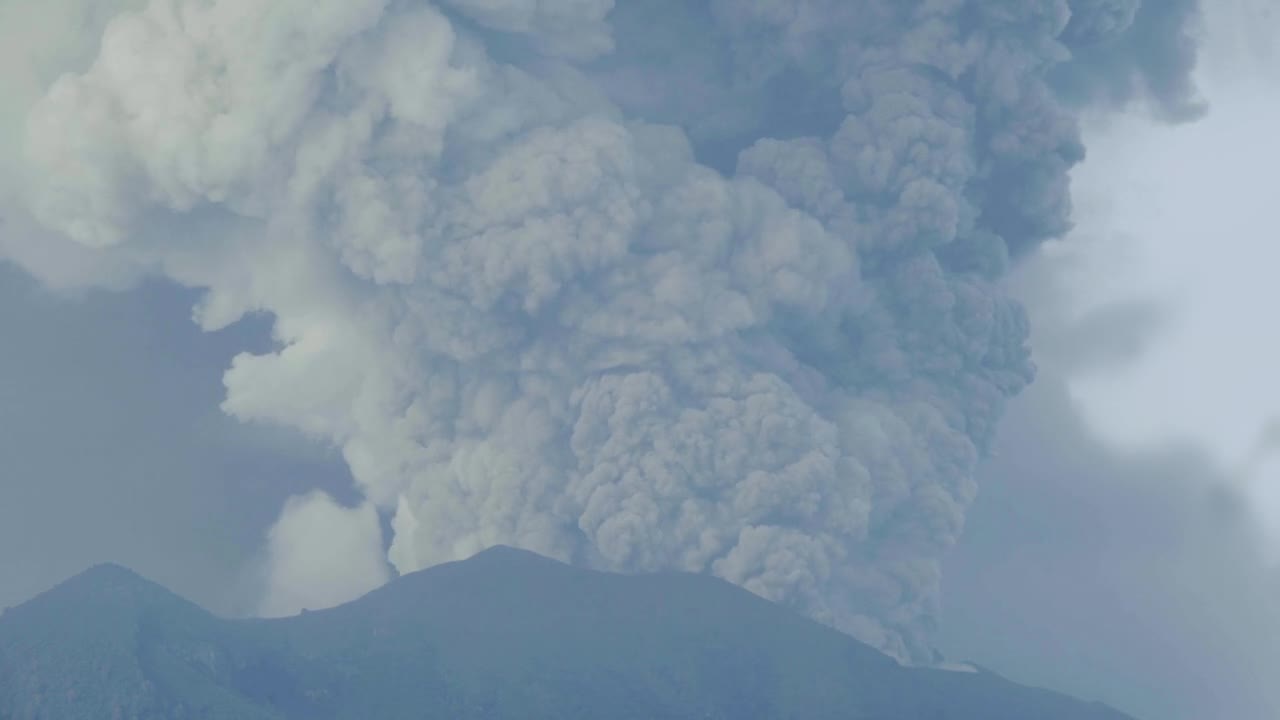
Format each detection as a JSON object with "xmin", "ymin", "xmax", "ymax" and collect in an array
[{"xmin": 258, "ymin": 491, "xmax": 391, "ymax": 617}]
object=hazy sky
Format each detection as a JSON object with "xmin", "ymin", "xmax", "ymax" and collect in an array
[
  {"xmin": 1063, "ymin": 1, "xmax": 1280, "ymax": 473},
  {"xmin": 0, "ymin": 265, "xmax": 356, "ymax": 615},
  {"xmin": 942, "ymin": 3, "xmax": 1280, "ymax": 717},
  {"xmin": 0, "ymin": 2, "xmax": 1276, "ymax": 719}
]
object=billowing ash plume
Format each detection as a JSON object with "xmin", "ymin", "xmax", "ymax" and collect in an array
[
  {"xmin": 1052, "ymin": 0, "xmax": 1207, "ymax": 120},
  {"xmin": 0, "ymin": 0, "xmax": 1201, "ymax": 661}
]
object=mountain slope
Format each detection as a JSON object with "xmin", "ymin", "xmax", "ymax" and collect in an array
[
  {"xmin": 0, "ymin": 548, "xmax": 1135, "ymax": 719},
  {"xmin": 0, "ymin": 563, "xmax": 276, "ymax": 719}
]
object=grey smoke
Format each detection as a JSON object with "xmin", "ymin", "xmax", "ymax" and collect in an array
[
  {"xmin": 1055, "ymin": 0, "xmax": 1208, "ymax": 120},
  {"xmin": 940, "ymin": 250, "xmax": 1280, "ymax": 719},
  {"xmin": 0, "ymin": 0, "xmax": 1202, "ymax": 662}
]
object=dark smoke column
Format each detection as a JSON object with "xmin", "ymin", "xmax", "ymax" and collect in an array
[{"xmin": 7, "ymin": 0, "xmax": 1201, "ymax": 663}]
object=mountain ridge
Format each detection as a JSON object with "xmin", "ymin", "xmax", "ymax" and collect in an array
[{"xmin": 0, "ymin": 547, "xmax": 1136, "ymax": 719}]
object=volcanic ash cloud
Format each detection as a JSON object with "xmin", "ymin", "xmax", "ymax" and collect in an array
[{"xmin": 1, "ymin": 0, "xmax": 1202, "ymax": 662}]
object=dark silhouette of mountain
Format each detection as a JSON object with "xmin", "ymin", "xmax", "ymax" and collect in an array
[{"xmin": 0, "ymin": 547, "xmax": 1135, "ymax": 719}]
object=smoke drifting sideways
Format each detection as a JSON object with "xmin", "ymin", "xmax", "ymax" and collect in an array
[
  {"xmin": 1053, "ymin": 0, "xmax": 1207, "ymax": 121},
  {"xmin": 0, "ymin": 0, "xmax": 1202, "ymax": 663}
]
